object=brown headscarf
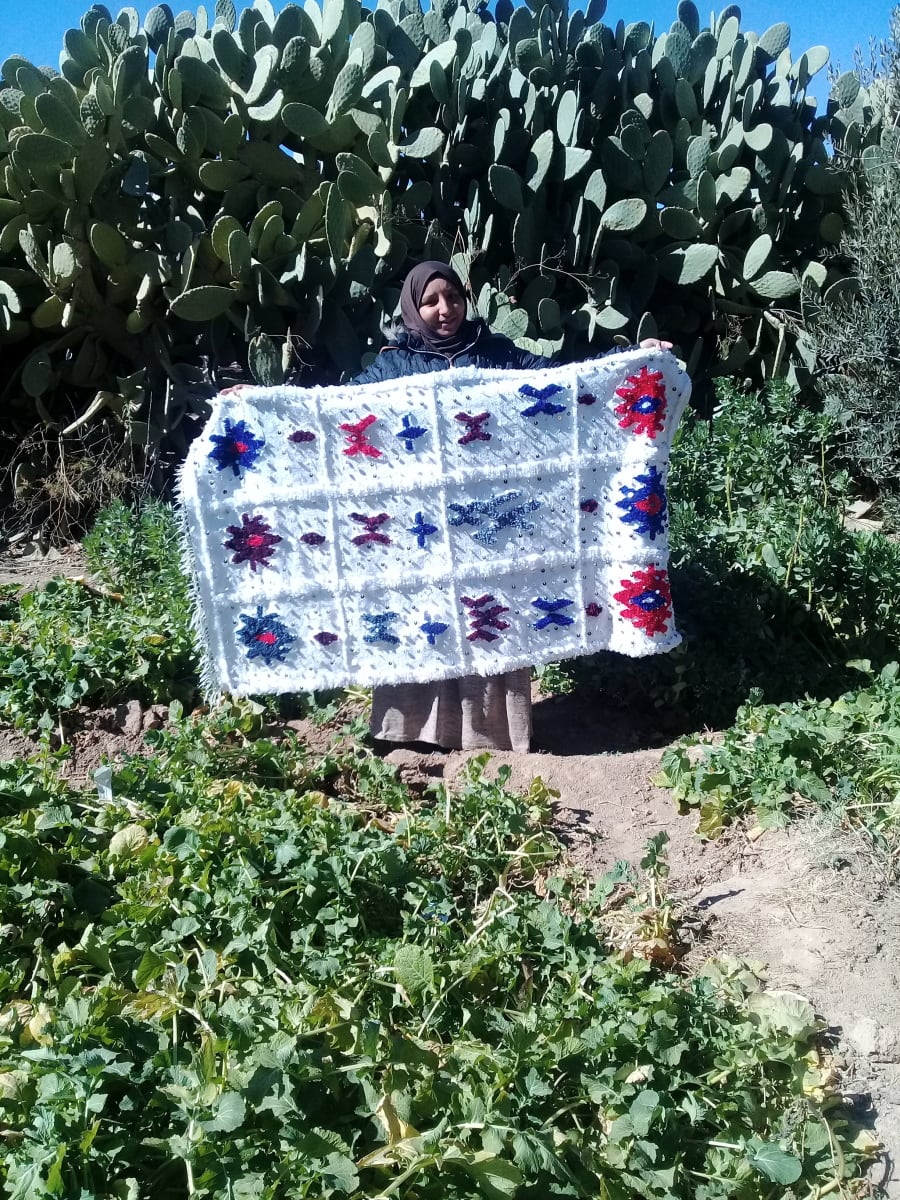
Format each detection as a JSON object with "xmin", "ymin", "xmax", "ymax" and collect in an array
[{"xmin": 399, "ymin": 261, "xmax": 476, "ymax": 357}]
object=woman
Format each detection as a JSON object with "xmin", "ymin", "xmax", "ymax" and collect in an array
[{"xmin": 351, "ymin": 261, "xmax": 671, "ymax": 754}]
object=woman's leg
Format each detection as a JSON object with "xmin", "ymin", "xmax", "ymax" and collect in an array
[{"xmin": 371, "ymin": 670, "xmax": 531, "ymax": 752}]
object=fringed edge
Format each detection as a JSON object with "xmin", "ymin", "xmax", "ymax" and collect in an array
[
  {"xmin": 175, "ymin": 453, "xmax": 224, "ymax": 707},
  {"xmin": 203, "ymin": 626, "xmax": 684, "ymax": 697}
]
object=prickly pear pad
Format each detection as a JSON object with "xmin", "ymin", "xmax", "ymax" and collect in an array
[{"xmin": 178, "ymin": 349, "xmax": 691, "ymax": 696}]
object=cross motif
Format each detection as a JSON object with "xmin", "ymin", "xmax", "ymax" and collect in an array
[
  {"xmin": 455, "ymin": 410, "xmax": 492, "ymax": 445},
  {"xmin": 460, "ymin": 593, "xmax": 510, "ymax": 642},
  {"xmin": 340, "ymin": 413, "xmax": 382, "ymax": 458},
  {"xmin": 396, "ymin": 413, "xmax": 428, "ymax": 452},
  {"xmin": 448, "ymin": 490, "xmax": 540, "ymax": 547},
  {"xmin": 408, "ymin": 512, "xmax": 438, "ymax": 549},
  {"xmin": 531, "ymin": 597, "xmax": 575, "ymax": 630},
  {"xmin": 519, "ymin": 383, "xmax": 567, "ymax": 417},
  {"xmin": 363, "ymin": 611, "xmax": 400, "ymax": 645},
  {"xmin": 350, "ymin": 512, "xmax": 391, "ymax": 546}
]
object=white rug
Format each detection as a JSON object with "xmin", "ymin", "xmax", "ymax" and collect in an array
[{"xmin": 179, "ymin": 349, "xmax": 691, "ymax": 696}]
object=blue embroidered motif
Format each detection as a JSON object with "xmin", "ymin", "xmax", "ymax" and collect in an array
[
  {"xmin": 519, "ymin": 383, "xmax": 567, "ymax": 417},
  {"xmin": 363, "ymin": 611, "xmax": 400, "ymax": 645},
  {"xmin": 448, "ymin": 490, "xmax": 540, "ymax": 547},
  {"xmin": 409, "ymin": 512, "xmax": 439, "ymax": 549},
  {"xmin": 396, "ymin": 413, "xmax": 428, "ymax": 451},
  {"xmin": 420, "ymin": 619, "xmax": 449, "ymax": 646},
  {"xmin": 237, "ymin": 605, "xmax": 296, "ymax": 663},
  {"xmin": 521, "ymin": 384, "xmax": 565, "ymax": 401},
  {"xmin": 209, "ymin": 419, "xmax": 264, "ymax": 477},
  {"xmin": 531, "ymin": 598, "xmax": 575, "ymax": 629},
  {"xmin": 616, "ymin": 466, "xmax": 668, "ymax": 539}
]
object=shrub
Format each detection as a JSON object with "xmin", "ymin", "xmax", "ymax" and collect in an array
[
  {"xmin": 810, "ymin": 173, "xmax": 900, "ymax": 528},
  {"xmin": 0, "ymin": 714, "xmax": 872, "ymax": 1196}
]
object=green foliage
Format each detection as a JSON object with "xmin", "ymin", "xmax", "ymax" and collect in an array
[
  {"xmin": 0, "ymin": 0, "xmax": 879, "ymax": 501},
  {"xmin": 571, "ymin": 380, "xmax": 900, "ymax": 728},
  {"xmin": 802, "ymin": 10, "xmax": 900, "ymax": 528},
  {"xmin": 0, "ymin": 711, "xmax": 869, "ymax": 1196},
  {"xmin": 668, "ymin": 382, "xmax": 900, "ymax": 658},
  {"xmin": 810, "ymin": 169, "xmax": 900, "ymax": 530},
  {"xmin": 659, "ymin": 661, "xmax": 900, "ymax": 846},
  {"xmin": 0, "ymin": 500, "xmax": 197, "ymax": 727}
]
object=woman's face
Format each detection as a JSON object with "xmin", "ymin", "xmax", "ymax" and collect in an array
[{"xmin": 418, "ymin": 276, "xmax": 466, "ymax": 337}]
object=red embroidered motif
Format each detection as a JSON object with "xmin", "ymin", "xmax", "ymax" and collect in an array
[
  {"xmin": 613, "ymin": 566, "xmax": 673, "ymax": 636},
  {"xmin": 614, "ymin": 367, "xmax": 668, "ymax": 438},
  {"xmin": 340, "ymin": 414, "xmax": 382, "ymax": 458}
]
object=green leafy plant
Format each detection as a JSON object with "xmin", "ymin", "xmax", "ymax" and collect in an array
[
  {"xmin": 0, "ymin": 499, "xmax": 197, "ymax": 728},
  {"xmin": 0, "ymin": 708, "xmax": 872, "ymax": 1197},
  {"xmin": 658, "ymin": 661, "xmax": 900, "ymax": 846}
]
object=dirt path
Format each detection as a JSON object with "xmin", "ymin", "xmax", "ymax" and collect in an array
[{"xmin": 386, "ymin": 740, "xmax": 900, "ymax": 1195}]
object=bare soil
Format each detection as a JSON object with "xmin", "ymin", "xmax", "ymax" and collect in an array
[
  {"xmin": 2, "ymin": 551, "xmax": 899, "ymax": 1193},
  {"xmin": 0, "ymin": 542, "xmax": 86, "ymax": 588}
]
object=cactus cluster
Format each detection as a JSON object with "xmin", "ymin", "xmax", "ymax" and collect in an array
[{"xmin": 0, "ymin": 0, "xmax": 876, "ymax": 474}]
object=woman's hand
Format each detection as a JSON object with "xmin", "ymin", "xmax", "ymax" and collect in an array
[
  {"xmin": 219, "ymin": 384, "xmax": 250, "ymax": 396},
  {"xmin": 638, "ymin": 337, "xmax": 674, "ymax": 351}
]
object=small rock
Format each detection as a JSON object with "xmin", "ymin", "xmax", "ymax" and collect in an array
[
  {"xmin": 844, "ymin": 1017, "xmax": 900, "ymax": 1060},
  {"xmin": 142, "ymin": 705, "xmax": 168, "ymax": 732},
  {"xmin": 848, "ymin": 1018, "xmax": 880, "ymax": 1057},
  {"xmin": 114, "ymin": 699, "xmax": 144, "ymax": 737}
]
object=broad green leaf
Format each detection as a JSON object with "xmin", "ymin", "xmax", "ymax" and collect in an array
[
  {"xmin": 629, "ymin": 1088, "xmax": 659, "ymax": 1136},
  {"xmin": 393, "ymin": 944, "xmax": 434, "ymax": 998},
  {"xmin": 108, "ymin": 824, "xmax": 150, "ymax": 858},
  {"xmin": 747, "ymin": 1140, "xmax": 803, "ymax": 1184},
  {"xmin": 464, "ymin": 1152, "xmax": 523, "ymax": 1200},
  {"xmin": 207, "ymin": 1092, "xmax": 246, "ymax": 1133}
]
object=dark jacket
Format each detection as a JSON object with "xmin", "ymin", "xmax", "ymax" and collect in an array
[{"xmin": 350, "ymin": 320, "xmax": 553, "ymax": 384}]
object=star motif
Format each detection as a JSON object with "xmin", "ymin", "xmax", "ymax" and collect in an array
[
  {"xmin": 236, "ymin": 605, "xmax": 296, "ymax": 663},
  {"xmin": 614, "ymin": 367, "xmax": 668, "ymax": 438},
  {"xmin": 208, "ymin": 419, "xmax": 264, "ymax": 477},
  {"xmin": 224, "ymin": 513, "xmax": 281, "ymax": 572}
]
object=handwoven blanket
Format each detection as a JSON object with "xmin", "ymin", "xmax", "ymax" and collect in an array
[{"xmin": 179, "ymin": 349, "xmax": 691, "ymax": 696}]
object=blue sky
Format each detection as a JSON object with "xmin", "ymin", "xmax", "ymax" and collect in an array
[{"xmin": 3, "ymin": 0, "xmax": 894, "ymax": 77}]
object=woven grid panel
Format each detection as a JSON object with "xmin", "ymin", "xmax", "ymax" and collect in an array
[{"xmin": 179, "ymin": 349, "xmax": 691, "ymax": 695}]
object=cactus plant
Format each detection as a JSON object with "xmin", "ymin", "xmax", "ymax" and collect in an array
[{"xmin": 0, "ymin": 0, "xmax": 873, "ymax": 521}]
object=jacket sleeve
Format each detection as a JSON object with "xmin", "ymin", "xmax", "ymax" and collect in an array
[{"xmin": 349, "ymin": 355, "xmax": 388, "ymax": 385}]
